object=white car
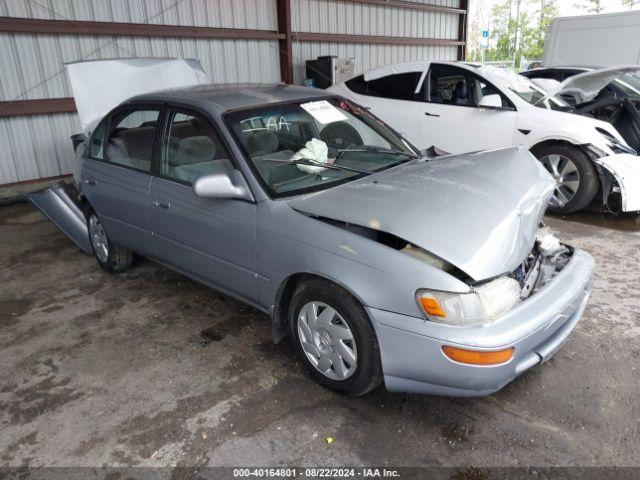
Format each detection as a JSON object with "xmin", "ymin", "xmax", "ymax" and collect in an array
[{"xmin": 329, "ymin": 61, "xmax": 640, "ymax": 214}]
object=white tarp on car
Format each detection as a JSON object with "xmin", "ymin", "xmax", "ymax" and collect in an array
[{"xmin": 66, "ymin": 58, "xmax": 209, "ymax": 132}]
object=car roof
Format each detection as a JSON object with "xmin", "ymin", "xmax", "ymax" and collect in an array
[
  {"xmin": 127, "ymin": 83, "xmax": 332, "ymax": 113},
  {"xmin": 361, "ymin": 60, "xmax": 478, "ymax": 81}
]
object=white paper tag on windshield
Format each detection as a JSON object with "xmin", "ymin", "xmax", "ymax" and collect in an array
[{"xmin": 300, "ymin": 100, "xmax": 348, "ymax": 124}]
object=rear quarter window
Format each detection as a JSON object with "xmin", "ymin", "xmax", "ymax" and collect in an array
[
  {"xmin": 346, "ymin": 72, "xmax": 423, "ymax": 101},
  {"xmin": 88, "ymin": 120, "xmax": 108, "ymax": 159}
]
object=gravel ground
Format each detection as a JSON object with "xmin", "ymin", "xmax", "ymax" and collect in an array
[{"xmin": 1, "ymin": 202, "xmax": 639, "ymax": 471}]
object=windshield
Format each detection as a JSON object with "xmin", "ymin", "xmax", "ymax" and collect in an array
[
  {"xmin": 226, "ymin": 98, "xmax": 417, "ymax": 197},
  {"xmin": 478, "ymin": 65, "xmax": 569, "ymax": 108}
]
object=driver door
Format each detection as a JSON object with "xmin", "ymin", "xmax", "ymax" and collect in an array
[
  {"xmin": 149, "ymin": 107, "xmax": 259, "ymax": 303},
  {"xmin": 419, "ymin": 64, "xmax": 517, "ymax": 153}
]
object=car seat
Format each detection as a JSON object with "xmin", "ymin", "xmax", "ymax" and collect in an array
[{"xmin": 452, "ymin": 81, "xmax": 469, "ymax": 105}]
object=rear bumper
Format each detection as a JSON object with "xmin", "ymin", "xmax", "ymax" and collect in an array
[{"xmin": 367, "ymin": 249, "xmax": 595, "ymax": 397}]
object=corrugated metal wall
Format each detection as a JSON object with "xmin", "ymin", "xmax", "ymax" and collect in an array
[
  {"xmin": 291, "ymin": 0, "xmax": 460, "ymax": 82},
  {"xmin": 0, "ymin": 0, "xmax": 281, "ymax": 186},
  {"xmin": 0, "ymin": 0, "xmax": 461, "ymax": 186}
]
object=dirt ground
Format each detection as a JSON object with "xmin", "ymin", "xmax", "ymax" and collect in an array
[{"xmin": 1, "ymin": 202, "xmax": 639, "ymax": 470}]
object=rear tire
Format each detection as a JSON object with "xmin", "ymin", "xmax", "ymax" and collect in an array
[
  {"xmin": 289, "ymin": 278, "xmax": 383, "ymax": 396},
  {"xmin": 531, "ymin": 143, "xmax": 599, "ymax": 214},
  {"xmin": 86, "ymin": 209, "xmax": 133, "ymax": 273}
]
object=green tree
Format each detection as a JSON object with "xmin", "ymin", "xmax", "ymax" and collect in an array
[
  {"xmin": 621, "ymin": 0, "xmax": 640, "ymax": 9},
  {"xmin": 480, "ymin": 0, "xmax": 555, "ymax": 67},
  {"xmin": 521, "ymin": 0, "xmax": 559, "ymax": 60},
  {"xmin": 484, "ymin": 0, "xmax": 516, "ymax": 62}
]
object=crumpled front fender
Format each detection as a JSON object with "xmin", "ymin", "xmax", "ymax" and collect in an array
[
  {"xmin": 28, "ymin": 182, "xmax": 92, "ymax": 253},
  {"xmin": 595, "ymin": 153, "xmax": 640, "ymax": 212}
]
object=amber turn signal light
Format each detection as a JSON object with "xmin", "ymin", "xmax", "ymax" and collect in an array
[
  {"xmin": 418, "ymin": 297, "xmax": 446, "ymax": 317},
  {"xmin": 442, "ymin": 346, "xmax": 514, "ymax": 365}
]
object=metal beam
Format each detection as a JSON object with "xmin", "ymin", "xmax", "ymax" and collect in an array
[
  {"xmin": 277, "ymin": 0, "xmax": 294, "ymax": 84},
  {"xmin": 457, "ymin": 0, "xmax": 469, "ymax": 60},
  {"xmin": 0, "ymin": 17, "xmax": 285, "ymax": 40},
  {"xmin": 293, "ymin": 32, "xmax": 465, "ymax": 47},
  {"xmin": 334, "ymin": 0, "xmax": 466, "ymax": 15},
  {"xmin": 0, "ymin": 98, "xmax": 76, "ymax": 117},
  {"xmin": 0, "ymin": 174, "xmax": 72, "ymax": 189}
]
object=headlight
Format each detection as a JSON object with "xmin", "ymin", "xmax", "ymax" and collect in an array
[
  {"xmin": 597, "ymin": 127, "xmax": 637, "ymax": 155},
  {"xmin": 416, "ymin": 277, "xmax": 521, "ymax": 326}
]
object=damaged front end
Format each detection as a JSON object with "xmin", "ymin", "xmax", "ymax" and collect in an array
[
  {"xmin": 514, "ymin": 227, "xmax": 572, "ymax": 299},
  {"xmin": 415, "ymin": 226, "xmax": 572, "ymax": 326},
  {"xmin": 28, "ymin": 182, "xmax": 91, "ymax": 254},
  {"xmin": 583, "ymin": 144, "xmax": 640, "ymax": 212}
]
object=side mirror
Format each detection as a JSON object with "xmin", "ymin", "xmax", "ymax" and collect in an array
[
  {"xmin": 193, "ymin": 170, "xmax": 253, "ymax": 202},
  {"xmin": 478, "ymin": 94, "xmax": 504, "ymax": 109}
]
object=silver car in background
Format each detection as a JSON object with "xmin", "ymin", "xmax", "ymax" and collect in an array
[{"xmin": 32, "ymin": 80, "xmax": 595, "ymax": 396}]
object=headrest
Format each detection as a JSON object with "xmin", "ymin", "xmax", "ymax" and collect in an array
[
  {"xmin": 247, "ymin": 130, "xmax": 279, "ymax": 156},
  {"xmin": 176, "ymin": 136, "xmax": 216, "ymax": 163},
  {"xmin": 454, "ymin": 81, "xmax": 467, "ymax": 98}
]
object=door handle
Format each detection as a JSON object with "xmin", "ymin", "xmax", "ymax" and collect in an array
[
  {"xmin": 152, "ymin": 199, "xmax": 171, "ymax": 209},
  {"xmin": 424, "ymin": 111, "xmax": 440, "ymax": 117},
  {"xmin": 83, "ymin": 177, "xmax": 96, "ymax": 186}
]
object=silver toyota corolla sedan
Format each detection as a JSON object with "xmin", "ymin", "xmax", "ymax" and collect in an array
[{"xmin": 32, "ymin": 82, "xmax": 595, "ymax": 397}]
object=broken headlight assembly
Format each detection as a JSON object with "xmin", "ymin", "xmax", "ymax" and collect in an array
[
  {"xmin": 416, "ymin": 276, "xmax": 522, "ymax": 326},
  {"xmin": 596, "ymin": 127, "xmax": 637, "ymax": 155},
  {"xmin": 416, "ymin": 228, "xmax": 572, "ymax": 326}
]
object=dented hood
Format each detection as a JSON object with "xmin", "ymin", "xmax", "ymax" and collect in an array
[
  {"xmin": 537, "ymin": 65, "xmax": 640, "ymax": 105},
  {"xmin": 66, "ymin": 58, "xmax": 209, "ymax": 132},
  {"xmin": 288, "ymin": 148, "xmax": 555, "ymax": 281}
]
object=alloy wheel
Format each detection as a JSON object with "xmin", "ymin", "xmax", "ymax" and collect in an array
[
  {"xmin": 297, "ymin": 301, "xmax": 358, "ymax": 381},
  {"xmin": 88, "ymin": 214, "xmax": 109, "ymax": 263},
  {"xmin": 540, "ymin": 154, "xmax": 580, "ymax": 207}
]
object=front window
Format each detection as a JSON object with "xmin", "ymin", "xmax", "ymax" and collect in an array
[
  {"xmin": 226, "ymin": 98, "xmax": 417, "ymax": 197},
  {"xmin": 161, "ymin": 111, "xmax": 234, "ymax": 185},
  {"xmin": 428, "ymin": 64, "xmax": 510, "ymax": 108}
]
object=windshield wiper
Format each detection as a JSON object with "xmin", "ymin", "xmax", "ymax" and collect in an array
[
  {"xmin": 261, "ymin": 157, "xmax": 371, "ymax": 175},
  {"xmin": 335, "ymin": 146, "xmax": 420, "ymax": 161}
]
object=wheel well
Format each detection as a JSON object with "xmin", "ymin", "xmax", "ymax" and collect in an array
[
  {"xmin": 529, "ymin": 139, "xmax": 583, "ymax": 156},
  {"xmin": 78, "ymin": 194, "xmax": 91, "ymax": 218},
  {"xmin": 272, "ymin": 272, "xmax": 362, "ymax": 344}
]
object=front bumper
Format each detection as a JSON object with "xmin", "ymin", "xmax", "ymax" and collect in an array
[
  {"xmin": 367, "ymin": 249, "xmax": 595, "ymax": 397},
  {"xmin": 595, "ymin": 153, "xmax": 640, "ymax": 212}
]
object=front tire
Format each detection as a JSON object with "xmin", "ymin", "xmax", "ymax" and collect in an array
[
  {"xmin": 87, "ymin": 210, "xmax": 133, "ymax": 273},
  {"xmin": 289, "ymin": 279, "xmax": 382, "ymax": 396},
  {"xmin": 532, "ymin": 143, "xmax": 599, "ymax": 214}
]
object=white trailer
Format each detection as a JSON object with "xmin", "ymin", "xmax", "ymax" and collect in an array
[{"xmin": 542, "ymin": 11, "xmax": 640, "ymax": 67}]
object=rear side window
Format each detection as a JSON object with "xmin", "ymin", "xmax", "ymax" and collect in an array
[
  {"xmin": 105, "ymin": 109, "xmax": 160, "ymax": 172},
  {"xmin": 160, "ymin": 111, "xmax": 234, "ymax": 185},
  {"xmin": 346, "ymin": 72, "xmax": 423, "ymax": 101}
]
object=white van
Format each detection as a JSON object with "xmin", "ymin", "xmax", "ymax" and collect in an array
[{"xmin": 542, "ymin": 11, "xmax": 640, "ymax": 67}]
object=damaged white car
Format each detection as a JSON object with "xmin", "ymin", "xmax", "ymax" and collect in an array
[
  {"xmin": 30, "ymin": 59, "xmax": 594, "ymax": 397},
  {"xmin": 330, "ymin": 61, "xmax": 640, "ymax": 214}
]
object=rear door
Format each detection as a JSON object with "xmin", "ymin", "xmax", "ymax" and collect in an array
[
  {"xmin": 80, "ymin": 105, "xmax": 161, "ymax": 255},
  {"xmin": 418, "ymin": 64, "xmax": 517, "ymax": 153},
  {"xmin": 149, "ymin": 107, "xmax": 259, "ymax": 303}
]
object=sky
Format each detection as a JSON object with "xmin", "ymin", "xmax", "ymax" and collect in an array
[{"xmin": 470, "ymin": 0, "xmax": 640, "ymax": 32}]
